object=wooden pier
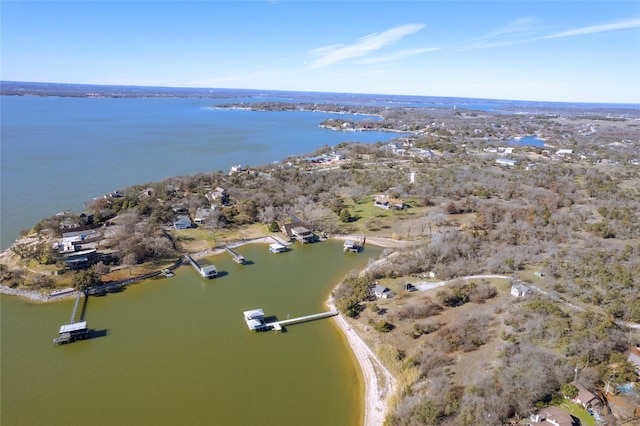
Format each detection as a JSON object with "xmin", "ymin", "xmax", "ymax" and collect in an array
[
  {"xmin": 185, "ymin": 254, "xmax": 218, "ymax": 278},
  {"xmin": 243, "ymin": 308, "xmax": 338, "ymax": 332},
  {"xmin": 53, "ymin": 292, "xmax": 89, "ymax": 344},
  {"xmin": 225, "ymin": 247, "xmax": 246, "ymax": 264},
  {"xmin": 267, "ymin": 311, "xmax": 339, "ymax": 332}
]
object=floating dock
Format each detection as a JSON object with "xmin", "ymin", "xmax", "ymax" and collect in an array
[
  {"xmin": 243, "ymin": 308, "xmax": 338, "ymax": 332},
  {"xmin": 225, "ymin": 247, "xmax": 246, "ymax": 264}
]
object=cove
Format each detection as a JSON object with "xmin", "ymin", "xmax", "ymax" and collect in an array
[{"xmin": 1, "ymin": 240, "xmax": 382, "ymax": 426}]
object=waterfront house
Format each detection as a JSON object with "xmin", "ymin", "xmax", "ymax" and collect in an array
[
  {"xmin": 282, "ymin": 222, "xmax": 316, "ymax": 243},
  {"xmin": 64, "ymin": 249, "xmax": 97, "ymax": 270},
  {"xmin": 291, "ymin": 226, "xmax": 315, "ymax": 243},
  {"xmin": 229, "ymin": 164, "xmax": 246, "ymax": 175}
]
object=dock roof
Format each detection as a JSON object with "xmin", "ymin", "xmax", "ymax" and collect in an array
[
  {"xmin": 243, "ymin": 309, "xmax": 264, "ymax": 320},
  {"xmin": 59, "ymin": 321, "xmax": 88, "ymax": 334}
]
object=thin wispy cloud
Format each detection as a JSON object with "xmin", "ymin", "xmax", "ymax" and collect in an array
[
  {"xmin": 481, "ymin": 17, "xmax": 538, "ymax": 39},
  {"xmin": 354, "ymin": 47, "xmax": 442, "ymax": 65},
  {"xmin": 538, "ymin": 18, "xmax": 640, "ymax": 40},
  {"xmin": 310, "ymin": 23, "xmax": 425, "ymax": 68}
]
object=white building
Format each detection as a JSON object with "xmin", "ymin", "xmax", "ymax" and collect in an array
[{"xmin": 496, "ymin": 158, "xmax": 518, "ymax": 167}]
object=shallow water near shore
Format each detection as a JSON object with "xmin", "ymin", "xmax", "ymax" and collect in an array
[{"xmin": 1, "ymin": 240, "xmax": 381, "ymax": 426}]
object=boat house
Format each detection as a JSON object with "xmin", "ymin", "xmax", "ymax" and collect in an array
[
  {"xmin": 269, "ymin": 243, "xmax": 287, "ymax": 253},
  {"xmin": 343, "ymin": 240, "xmax": 362, "ymax": 253},
  {"xmin": 53, "ymin": 321, "xmax": 89, "ymax": 344},
  {"xmin": 282, "ymin": 222, "xmax": 316, "ymax": 243},
  {"xmin": 243, "ymin": 309, "xmax": 268, "ymax": 331},
  {"xmin": 199, "ymin": 265, "xmax": 218, "ymax": 279}
]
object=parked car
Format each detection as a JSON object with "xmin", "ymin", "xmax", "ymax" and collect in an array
[{"xmin": 404, "ymin": 283, "xmax": 417, "ymax": 292}]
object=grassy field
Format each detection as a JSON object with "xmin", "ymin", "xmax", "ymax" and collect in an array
[{"xmin": 557, "ymin": 401, "xmax": 597, "ymax": 426}]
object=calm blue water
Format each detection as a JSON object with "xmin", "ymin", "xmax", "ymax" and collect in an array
[
  {"xmin": 1, "ymin": 96, "xmax": 401, "ymax": 248},
  {"xmin": 507, "ymin": 136, "xmax": 546, "ymax": 147}
]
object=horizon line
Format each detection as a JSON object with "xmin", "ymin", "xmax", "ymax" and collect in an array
[{"xmin": 1, "ymin": 80, "xmax": 639, "ymax": 107}]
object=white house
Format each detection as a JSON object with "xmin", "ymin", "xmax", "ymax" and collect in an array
[
  {"xmin": 229, "ymin": 164, "xmax": 247, "ymax": 174},
  {"xmin": 373, "ymin": 284, "xmax": 394, "ymax": 299},
  {"xmin": 496, "ymin": 158, "xmax": 518, "ymax": 167},
  {"xmin": 510, "ymin": 284, "xmax": 531, "ymax": 297}
]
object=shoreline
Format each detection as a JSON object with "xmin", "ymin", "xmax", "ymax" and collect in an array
[
  {"xmin": 1, "ymin": 234, "xmax": 400, "ymax": 425},
  {"xmin": 326, "ymin": 295, "xmax": 396, "ymax": 426}
]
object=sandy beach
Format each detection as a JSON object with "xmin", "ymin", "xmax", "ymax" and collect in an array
[{"xmin": 327, "ymin": 296, "xmax": 396, "ymax": 426}]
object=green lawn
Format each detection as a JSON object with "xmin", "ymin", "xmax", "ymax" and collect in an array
[{"xmin": 557, "ymin": 401, "xmax": 596, "ymax": 426}]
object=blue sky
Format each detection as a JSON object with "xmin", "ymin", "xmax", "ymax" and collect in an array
[{"xmin": 2, "ymin": 1, "xmax": 639, "ymax": 103}]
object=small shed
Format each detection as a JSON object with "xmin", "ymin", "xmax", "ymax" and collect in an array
[{"xmin": 510, "ymin": 284, "xmax": 531, "ymax": 297}]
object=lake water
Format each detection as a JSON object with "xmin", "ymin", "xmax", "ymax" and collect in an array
[
  {"xmin": 1, "ymin": 94, "xmax": 392, "ymax": 425},
  {"xmin": 507, "ymin": 135, "xmax": 546, "ymax": 147},
  {"xmin": 1, "ymin": 240, "xmax": 382, "ymax": 425},
  {"xmin": 0, "ymin": 95, "xmax": 401, "ymax": 249}
]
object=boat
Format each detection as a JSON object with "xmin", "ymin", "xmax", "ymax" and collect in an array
[{"xmin": 161, "ymin": 268, "xmax": 174, "ymax": 277}]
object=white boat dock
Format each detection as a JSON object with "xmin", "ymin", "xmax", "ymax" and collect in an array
[
  {"xmin": 243, "ymin": 308, "xmax": 338, "ymax": 332},
  {"xmin": 269, "ymin": 242, "xmax": 287, "ymax": 253},
  {"xmin": 268, "ymin": 311, "xmax": 338, "ymax": 331},
  {"xmin": 185, "ymin": 255, "xmax": 218, "ymax": 278},
  {"xmin": 53, "ymin": 292, "xmax": 89, "ymax": 344}
]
